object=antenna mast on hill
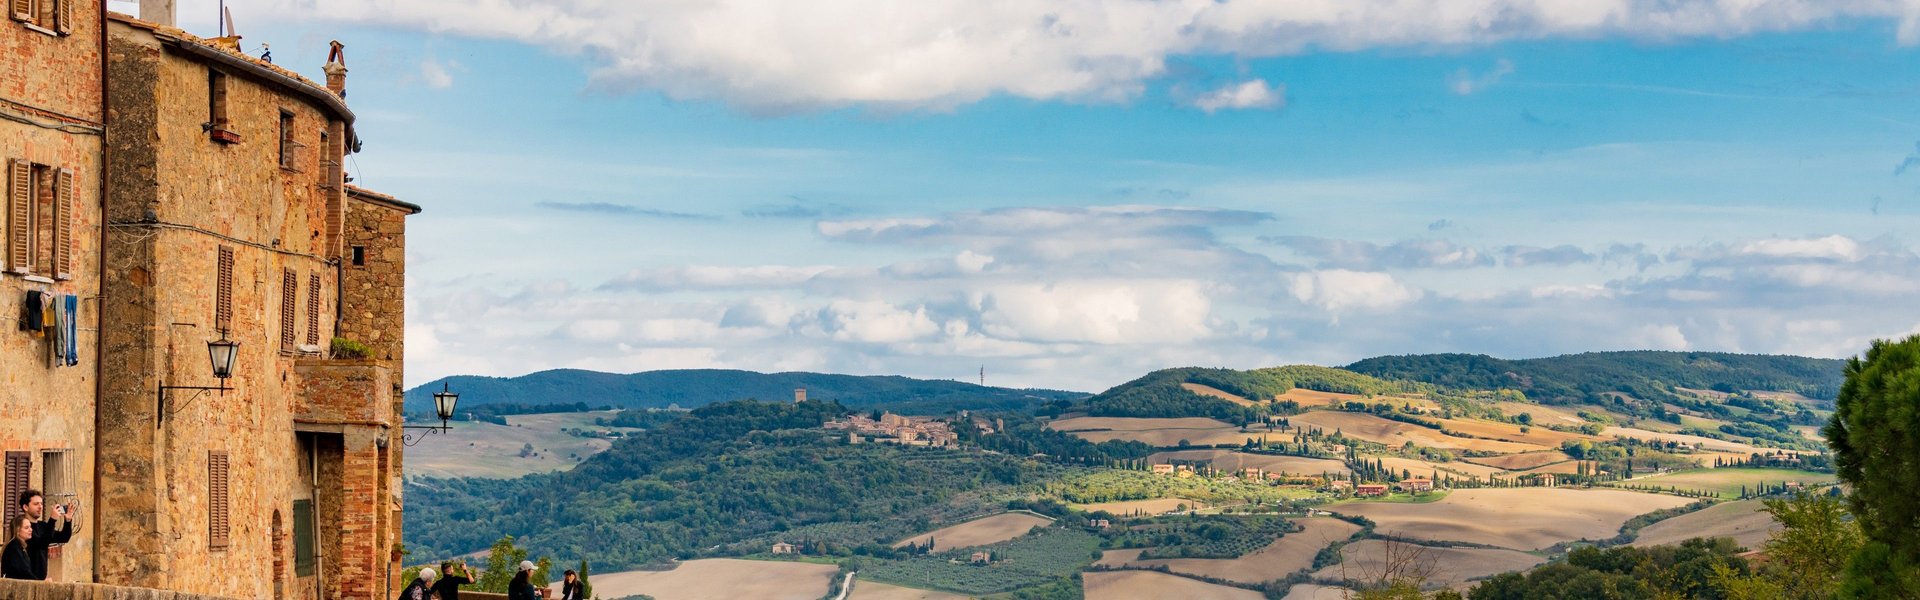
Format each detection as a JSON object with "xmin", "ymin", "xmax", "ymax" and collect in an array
[{"xmin": 979, "ymin": 366, "xmax": 985, "ymax": 387}]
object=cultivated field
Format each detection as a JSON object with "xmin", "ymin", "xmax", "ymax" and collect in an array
[
  {"xmin": 1626, "ymin": 468, "xmax": 1835, "ymax": 499},
  {"xmin": 1632, "ymin": 499, "xmax": 1779, "ymax": 550},
  {"xmin": 846, "ymin": 580, "xmax": 971, "ymax": 600},
  {"xmin": 1184, "ymin": 383, "xmax": 1265, "ymax": 406},
  {"xmin": 1312, "ymin": 539, "xmax": 1543, "ymax": 587},
  {"xmin": 1465, "ymin": 451, "xmax": 1573, "ymax": 471},
  {"xmin": 1051, "ymin": 417, "xmax": 1280, "ymax": 447},
  {"xmin": 1148, "ymin": 450, "xmax": 1351, "ymax": 476},
  {"xmin": 1111, "ymin": 518, "xmax": 1364, "ymax": 584},
  {"xmin": 1333, "ymin": 488, "xmax": 1694, "ymax": 550},
  {"xmin": 1520, "ymin": 461, "xmax": 1585, "ymax": 475},
  {"xmin": 893, "ymin": 512, "xmax": 1053, "ymax": 552},
  {"xmin": 1375, "ymin": 456, "xmax": 1507, "ymax": 481},
  {"xmin": 1083, "ymin": 570, "xmax": 1265, "ymax": 600},
  {"xmin": 1435, "ymin": 418, "xmax": 1596, "ymax": 446},
  {"xmin": 1289, "ymin": 411, "xmax": 1546, "ymax": 454},
  {"xmin": 1602, "ymin": 427, "xmax": 1769, "ymax": 454},
  {"xmin": 1491, "ymin": 402, "xmax": 1587, "ymax": 425},
  {"xmin": 1072, "ymin": 498, "xmax": 1207, "ymax": 516},
  {"xmin": 587, "ymin": 559, "xmax": 837, "ymax": 600},
  {"xmin": 1284, "ymin": 584, "xmax": 1356, "ymax": 600},
  {"xmin": 1278, "ymin": 389, "xmax": 1362, "ymax": 407},
  {"xmin": 405, "ymin": 411, "xmax": 637, "ymax": 479}
]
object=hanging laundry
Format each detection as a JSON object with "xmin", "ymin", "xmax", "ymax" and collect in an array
[
  {"xmin": 64, "ymin": 295, "xmax": 78, "ymax": 366},
  {"xmin": 49, "ymin": 295, "xmax": 64, "ymax": 367},
  {"xmin": 20, "ymin": 290, "xmax": 42, "ymax": 333}
]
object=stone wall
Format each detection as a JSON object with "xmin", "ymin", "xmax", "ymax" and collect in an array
[
  {"xmin": 0, "ymin": 0, "xmax": 106, "ymax": 584},
  {"xmin": 0, "ymin": 579, "xmax": 243, "ymax": 600}
]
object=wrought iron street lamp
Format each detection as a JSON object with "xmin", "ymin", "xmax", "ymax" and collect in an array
[
  {"xmin": 157, "ymin": 331, "xmax": 240, "ymax": 427},
  {"xmin": 400, "ymin": 382, "xmax": 459, "ymax": 446}
]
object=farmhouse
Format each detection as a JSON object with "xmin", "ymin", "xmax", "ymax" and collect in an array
[
  {"xmin": 1327, "ymin": 480, "xmax": 1354, "ymax": 492},
  {"xmin": 771, "ymin": 542, "xmax": 797, "ymax": 555},
  {"xmin": 1152, "ymin": 463, "xmax": 1177, "ymax": 475},
  {"xmin": 1356, "ymin": 484, "xmax": 1389, "ymax": 497},
  {"xmin": 1400, "ymin": 478, "xmax": 1434, "ymax": 492},
  {"xmin": 970, "ymin": 551, "xmax": 992, "ymax": 564}
]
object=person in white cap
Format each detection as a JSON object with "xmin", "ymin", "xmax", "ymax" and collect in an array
[
  {"xmin": 398, "ymin": 566, "xmax": 436, "ymax": 600},
  {"xmin": 509, "ymin": 559, "xmax": 540, "ymax": 600}
]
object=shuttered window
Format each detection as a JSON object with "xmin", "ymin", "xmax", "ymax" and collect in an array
[
  {"xmin": 53, "ymin": 0, "xmax": 69, "ymax": 35},
  {"xmin": 9, "ymin": 0, "xmax": 29, "ymax": 23},
  {"xmin": 292, "ymin": 499, "xmax": 315, "ymax": 576},
  {"xmin": 52, "ymin": 167, "xmax": 71, "ymax": 280},
  {"xmin": 7, "ymin": 159, "xmax": 28, "ymax": 274},
  {"xmin": 280, "ymin": 269, "xmax": 297, "ymax": 353},
  {"xmin": 11, "ymin": 0, "xmax": 69, "ymax": 34},
  {"xmin": 40, "ymin": 449, "xmax": 72, "ymax": 504},
  {"xmin": 209, "ymin": 451, "xmax": 230, "ymax": 549},
  {"xmin": 215, "ymin": 246, "xmax": 234, "ymax": 331},
  {"xmin": 3, "ymin": 452, "xmax": 28, "ymax": 527},
  {"xmin": 306, "ymin": 273, "xmax": 321, "ymax": 346}
]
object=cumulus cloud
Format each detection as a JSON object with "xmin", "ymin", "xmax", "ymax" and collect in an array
[
  {"xmin": 420, "ymin": 57, "xmax": 457, "ymax": 89},
  {"xmin": 1287, "ymin": 270, "xmax": 1422, "ymax": 313},
  {"xmin": 1449, "ymin": 59, "xmax": 1514, "ymax": 95},
  {"xmin": 1186, "ymin": 79, "xmax": 1285, "ymax": 113},
  {"xmin": 1266, "ymin": 236, "xmax": 1492, "ymax": 269},
  {"xmin": 242, "ymin": 0, "xmax": 1920, "ymax": 112}
]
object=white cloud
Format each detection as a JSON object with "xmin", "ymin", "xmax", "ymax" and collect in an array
[
  {"xmin": 977, "ymin": 280, "xmax": 1216, "ymax": 344},
  {"xmin": 1188, "ymin": 79, "xmax": 1285, "ymax": 113},
  {"xmin": 239, "ymin": 0, "xmax": 1920, "ymax": 111},
  {"xmin": 1449, "ymin": 59, "xmax": 1514, "ymax": 95},
  {"xmin": 1735, "ymin": 234, "xmax": 1864, "ymax": 261},
  {"xmin": 603, "ymin": 265, "xmax": 836, "ymax": 291},
  {"xmin": 1287, "ymin": 270, "xmax": 1422, "ymax": 313},
  {"xmin": 822, "ymin": 300, "xmax": 940, "ymax": 343},
  {"xmin": 420, "ymin": 57, "xmax": 456, "ymax": 89}
]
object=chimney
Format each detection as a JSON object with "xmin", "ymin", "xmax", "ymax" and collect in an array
[
  {"xmin": 324, "ymin": 41, "xmax": 348, "ymax": 98},
  {"xmin": 139, "ymin": 0, "xmax": 176, "ymax": 27},
  {"xmin": 794, "ymin": 388, "xmax": 806, "ymax": 404}
]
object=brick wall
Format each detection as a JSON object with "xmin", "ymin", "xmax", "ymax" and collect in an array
[{"xmin": 0, "ymin": 579, "xmax": 243, "ymax": 600}]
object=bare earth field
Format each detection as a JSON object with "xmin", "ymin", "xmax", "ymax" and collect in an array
[
  {"xmin": 1051, "ymin": 417, "xmax": 1280, "ymax": 447},
  {"xmin": 1465, "ymin": 451, "xmax": 1573, "ymax": 471},
  {"xmin": 1074, "ymin": 498, "xmax": 1208, "ymax": 516},
  {"xmin": 1632, "ymin": 499, "xmax": 1779, "ymax": 550},
  {"xmin": 1184, "ymin": 383, "xmax": 1265, "ymax": 406},
  {"xmin": 1115, "ymin": 518, "xmax": 1364, "ymax": 585},
  {"xmin": 1312, "ymin": 539, "xmax": 1544, "ymax": 587},
  {"xmin": 1148, "ymin": 450, "xmax": 1351, "ymax": 476},
  {"xmin": 405, "ymin": 411, "xmax": 637, "ymax": 479},
  {"xmin": 1279, "ymin": 389, "xmax": 1362, "ymax": 407},
  {"xmin": 892, "ymin": 512, "xmax": 1053, "ymax": 552},
  {"xmin": 587, "ymin": 559, "xmax": 837, "ymax": 600},
  {"xmin": 846, "ymin": 580, "xmax": 971, "ymax": 600},
  {"xmin": 1083, "ymin": 570, "xmax": 1265, "ymax": 600},
  {"xmin": 1284, "ymin": 584, "xmax": 1356, "ymax": 600},
  {"xmin": 1290, "ymin": 411, "xmax": 1546, "ymax": 454},
  {"xmin": 1521, "ymin": 461, "xmax": 1585, "ymax": 475},
  {"xmin": 1333, "ymin": 488, "xmax": 1694, "ymax": 550},
  {"xmin": 1375, "ymin": 456, "xmax": 1508, "ymax": 480}
]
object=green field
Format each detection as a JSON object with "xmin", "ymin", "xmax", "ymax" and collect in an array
[
  {"xmin": 1623, "ymin": 468, "xmax": 1835, "ymax": 499},
  {"xmin": 858, "ymin": 527, "xmax": 1101, "ymax": 595},
  {"xmin": 1329, "ymin": 490, "xmax": 1450, "ymax": 505}
]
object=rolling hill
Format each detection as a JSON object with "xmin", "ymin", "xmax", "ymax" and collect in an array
[
  {"xmin": 1344, "ymin": 351, "xmax": 1844, "ymax": 406},
  {"xmin": 403, "ymin": 369, "xmax": 1086, "ymax": 415}
]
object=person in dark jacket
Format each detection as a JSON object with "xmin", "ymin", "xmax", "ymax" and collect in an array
[
  {"xmin": 18, "ymin": 490, "xmax": 74, "ymax": 580},
  {"xmin": 3, "ymin": 515, "xmax": 35, "ymax": 580},
  {"xmin": 557, "ymin": 569, "xmax": 584, "ymax": 600},
  {"xmin": 509, "ymin": 560, "xmax": 539, "ymax": 600},
  {"xmin": 432, "ymin": 560, "xmax": 474, "ymax": 600},
  {"xmin": 397, "ymin": 566, "xmax": 437, "ymax": 600}
]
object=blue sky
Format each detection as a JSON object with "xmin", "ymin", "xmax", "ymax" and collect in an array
[{"xmin": 138, "ymin": 1, "xmax": 1920, "ymax": 391}]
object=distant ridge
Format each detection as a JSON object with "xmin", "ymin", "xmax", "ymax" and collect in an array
[
  {"xmin": 403, "ymin": 368, "xmax": 1086, "ymax": 415},
  {"xmin": 1345, "ymin": 351, "xmax": 1844, "ymax": 406}
]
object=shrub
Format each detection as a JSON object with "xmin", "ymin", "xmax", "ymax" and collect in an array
[{"xmin": 331, "ymin": 336, "xmax": 373, "ymax": 359}]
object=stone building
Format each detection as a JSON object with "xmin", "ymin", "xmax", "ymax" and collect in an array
[
  {"xmin": 91, "ymin": 6, "xmax": 418, "ymax": 598},
  {"xmin": 0, "ymin": 0, "xmax": 105, "ymax": 583}
]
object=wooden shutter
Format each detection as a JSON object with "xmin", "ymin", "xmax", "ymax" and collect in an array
[
  {"xmin": 215, "ymin": 246, "xmax": 234, "ymax": 331},
  {"xmin": 209, "ymin": 451, "xmax": 230, "ymax": 549},
  {"xmin": 292, "ymin": 499, "xmax": 315, "ymax": 576},
  {"xmin": 3, "ymin": 452, "xmax": 29, "ymax": 527},
  {"xmin": 53, "ymin": 167, "xmax": 71, "ymax": 280},
  {"xmin": 280, "ymin": 268, "xmax": 297, "ymax": 352},
  {"xmin": 54, "ymin": 0, "xmax": 71, "ymax": 34},
  {"xmin": 306, "ymin": 273, "xmax": 321, "ymax": 346},
  {"xmin": 9, "ymin": 0, "xmax": 28, "ymax": 23},
  {"xmin": 7, "ymin": 160, "xmax": 29, "ymax": 273}
]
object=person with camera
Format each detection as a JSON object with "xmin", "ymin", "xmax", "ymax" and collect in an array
[
  {"xmin": 432, "ymin": 559, "xmax": 475, "ymax": 600},
  {"xmin": 16, "ymin": 490, "xmax": 74, "ymax": 581}
]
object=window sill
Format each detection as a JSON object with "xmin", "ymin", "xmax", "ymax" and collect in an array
[
  {"xmin": 20, "ymin": 22, "xmax": 59, "ymax": 37},
  {"xmin": 22, "ymin": 275, "xmax": 54, "ymax": 284}
]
